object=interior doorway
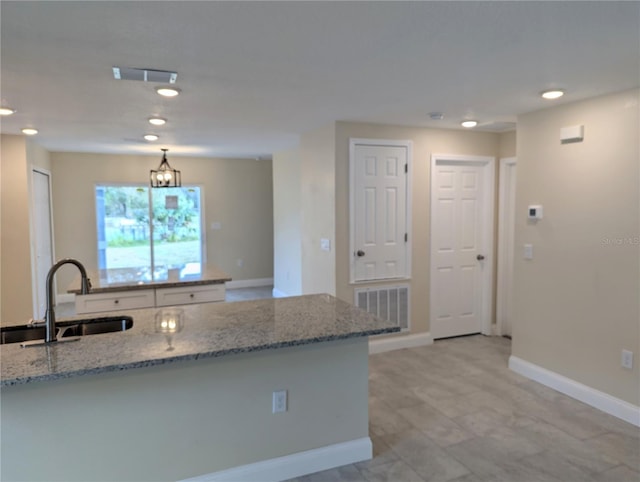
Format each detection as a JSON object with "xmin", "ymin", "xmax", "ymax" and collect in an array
[{"xmin": 430, "ymin": 154, "xmax": 495, "ymax": 339}]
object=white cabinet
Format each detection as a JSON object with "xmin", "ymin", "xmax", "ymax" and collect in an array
[
  {"xmin": 74, "ymin": 284, "xmax": 226, "ymax": 314},
  {"xmin": 156, "ymin": 284, "xmax": 225, "ymax": 307},
  {"xmin": 75, "ymin": 289, "xmax": 155, "ymax": 315}
]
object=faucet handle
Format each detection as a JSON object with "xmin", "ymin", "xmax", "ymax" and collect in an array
[{"xmin": 27, "ymin": 318, "xmax": 46, "ymax": 327}]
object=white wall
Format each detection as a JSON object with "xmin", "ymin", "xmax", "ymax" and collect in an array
[
  {"xmin": 273, "ymin": 148, "xmax": 303, "ymax": 296},
  {"xmin": 512, "ymin": 88, "xmax": 639, "ymax": 405},
  {"xmin": 50, "ymin": 152, "xmax": 273, "ymax": 296}
]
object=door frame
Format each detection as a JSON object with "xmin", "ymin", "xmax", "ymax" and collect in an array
[
  {"xmin": 349, "ymin": 138, "xmax": 413, "ymax": 284},
  {"xmin": 429, "ymin": 154, "xmax": 495, "ymax": 336},
  {"xmin": 497, "ymin": 157, "xmax": 517, "ymax": 336},
  {"xmin": 29, "ymin": 167, "xmax": 56, "ymax": 319}
]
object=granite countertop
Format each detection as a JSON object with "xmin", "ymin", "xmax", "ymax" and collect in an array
[
  {"xmin": 68, "ymin": 263, "xmax": 232, "ymax": 294},
  {"xmin": 1, "ymin": 294, "xmax": 399, "ymax": 386}
]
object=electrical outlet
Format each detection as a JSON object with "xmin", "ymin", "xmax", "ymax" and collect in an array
[
  {"xmin": 622, "ymin": 350, "xmax": 633, "ymax": 369},
  {"xmin": 272, "ymin": 390, "xmax": 287, "ymax": 413},
  {"xmin": 236, "ymin": 258, "xmax": 243, "ymax": 267}
]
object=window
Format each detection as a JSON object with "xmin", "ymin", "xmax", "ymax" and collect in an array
[{"xmin": 95, "ymin": 185, "xmax": 203, "ymax": 282}]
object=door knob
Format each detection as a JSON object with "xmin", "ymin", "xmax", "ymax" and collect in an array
[
  {"xmin": 476, "ymin": 254, "xmax": 485, "ymax": 261},
  {"xmin": 356, "ymin": 250, "xmax": 365, "ymax": 257}
]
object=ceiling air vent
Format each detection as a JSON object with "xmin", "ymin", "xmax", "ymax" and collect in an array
[
  {"xmin": 112, "ymin": 67, "xmax": 177, "ymax": 83},
  {"xmin": 477, "ymin": 121, "xmax": 516, "ymax": 132}
]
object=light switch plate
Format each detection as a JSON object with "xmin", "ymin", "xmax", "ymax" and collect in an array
[
  {"xmin": 524, "ymin": 244, "xmax": 534, "ymax": 260},
  {"xmin": 320, "ymin": 238, "xmax": 331, "ymax": 252}
]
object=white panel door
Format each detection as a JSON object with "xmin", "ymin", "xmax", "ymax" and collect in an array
[
  {"xmin": 32, "ymin": 169, "xmax": 54, "ymax": 319},
  {"xmin": 352, "ymin": 144, "xmax": 408, "ymax": 282},
  {"xmin": 431, "ymin": 162, "xmax": 486, "ymax": 338}
]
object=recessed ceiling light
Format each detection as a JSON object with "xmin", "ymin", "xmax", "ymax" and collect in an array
[
  {"xmin": 0, "ymin": 107, "xmax": 16, "ymax": 116},
  {"xmin": 21, "ymin": 127, "xmax": 38, "ymax": 135},
  {"xmin": 156, "ymin": 87, "xmax": 180, "ymax": 97},
  {"xmin": 144, "ymin": 134, "xmax": 159, "ymax": 141},
  {"xmin": 541, "ymin": 89, "xmax": 564, "ymax": 100},
  {"xmin": 148, "ymin": 117, "xmax": 167, "ymax": 126},
  {"xmin": 461, "ymin": 120, "xmax": 478, "ymax": 128}
]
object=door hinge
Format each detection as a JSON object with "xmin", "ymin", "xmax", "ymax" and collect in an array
[
  {"xmin": 404, "ymin": 233, "xmax": 408, "ymax": 243},
  {"xmin": 404, "ymin": 163, "xmax": 408, "ymax": 174}
]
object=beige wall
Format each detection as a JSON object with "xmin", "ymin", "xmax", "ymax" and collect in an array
[
  {"xmin": 2, "ymin": 338, "xmax": 369, "ymax": 481},
  {"xmin": 300, "ymin": 124, "xmax": 336, "ymax": 295},
  {"xmin": 50, "ymin": 152, "xmax": 273, "ymax": 296},
  {"xmin": 1, "ymin": 135, "xmax": 33, "ymax": 323},
  {"xmin": 498, "ymin": 130, "xmax": 517, "ymax": 159},
  {"xmin": 335, "ymin": 122, "xmax": 499, "ymax": 336},
  {"xmin": 273, "ymin": 148, "xmax": 303, "ymax": 296},
  {"xmin": 26, "ymin": 139, "xmax": 52, "ymax": 171},
  {"xmin": 272, "ymin": 124, "xmax": 337, "ymax": 297},
  {"xmin": 513, "ymin": 89, "xmax": 639, "ymax": 405}
]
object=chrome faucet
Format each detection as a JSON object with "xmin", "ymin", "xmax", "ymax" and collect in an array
[{"xmin": 44, "ymin": 258, "xmax": 91, "ymax": 343}]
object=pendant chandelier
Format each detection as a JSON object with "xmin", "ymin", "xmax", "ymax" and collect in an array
[{"xmin": 150, "ymin": 149, "xmax": 181, "ymax": 188}]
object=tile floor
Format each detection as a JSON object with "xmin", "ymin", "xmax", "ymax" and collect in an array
[{"xmin": 288, "ymin": 335, "xmax": 639, "ymax": 482}]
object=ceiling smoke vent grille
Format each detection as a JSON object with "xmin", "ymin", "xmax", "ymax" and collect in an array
[{"xmin": 112, "ymin": 67, "xmax": 177, "ymax": 83}]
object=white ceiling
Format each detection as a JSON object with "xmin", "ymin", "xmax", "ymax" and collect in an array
[{"xmin": 1, "ymin": 1, "xmax": 638, "ymax": 159}]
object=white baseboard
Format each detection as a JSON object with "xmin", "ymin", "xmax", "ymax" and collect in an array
[
  {"xmin": 180, "ymin": 437, "xmax": 372, "ymax": 482},
  {"xmin": 56, "ymin": 293, "xmax": 75, "ymax": 304},
  {"xmin": 226, "ymin": 278, "xmax": 273, "ymax": 290},
  {"xmin": 509, "ymin": 356, "xmax": 640, "ymax": 427},
  {"xmin": 272, "ymin": 288, "xmax": 289, "ymax": 298},
  {"xmin": 369, "ymin": 332, "xmax": 433, "ymax": 354}
]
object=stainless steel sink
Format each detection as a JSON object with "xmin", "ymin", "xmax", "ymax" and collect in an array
[{"xmin": 0, "ymin": 316, "xmax": 133, "ymax": 345}]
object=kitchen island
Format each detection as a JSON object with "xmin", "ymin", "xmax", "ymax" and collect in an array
[
  {"xmin": 67, "ymin": 263, "xmax": 232, "ymax": 314},
  {"xmin": 1, "ymin": 294, "xmax": 398, "ymax": 482}
]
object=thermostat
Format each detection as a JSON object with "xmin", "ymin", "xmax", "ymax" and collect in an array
[{"xmin": 528, "ymin": 205, "xmax": 543, "ymax": 220}]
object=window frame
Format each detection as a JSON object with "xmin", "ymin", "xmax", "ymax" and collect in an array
[{"xmin": 94, "ymin": 182, "xmax": 206, "ymax": 273}]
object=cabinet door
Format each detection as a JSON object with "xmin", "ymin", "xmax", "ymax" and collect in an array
[
  {"xmin": 155, "ymin": 284, "xmax": 225, "ymax": 307},
  {"xmin": 75, "ymin": 290, "xmax": 155, "ymax": 314}
]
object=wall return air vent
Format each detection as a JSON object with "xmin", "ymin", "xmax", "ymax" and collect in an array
[
  {"xmin": 355, "ymin": 284, "xmax": 410, "ymax": 331},
  {"xmin": 112, "ymin": 67, "xmax": 177, "ymax": 83}
]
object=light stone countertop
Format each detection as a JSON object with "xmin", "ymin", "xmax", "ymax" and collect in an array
[
  {"xmin": 1, "ymin": 294, "xmax": 399, "ymax": 386},
  {"xmin": 67, "ymin": 263, "xmax": 232, "ymax": 294}
]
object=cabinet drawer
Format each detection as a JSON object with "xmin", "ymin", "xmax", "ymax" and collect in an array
[
  {"xmin": 75, "ymin": 289, "xmax": 155, "ymax": 314},
  {"xmin": 155, "ymin": 284, "xmax": 225, "ymax": 307}
]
